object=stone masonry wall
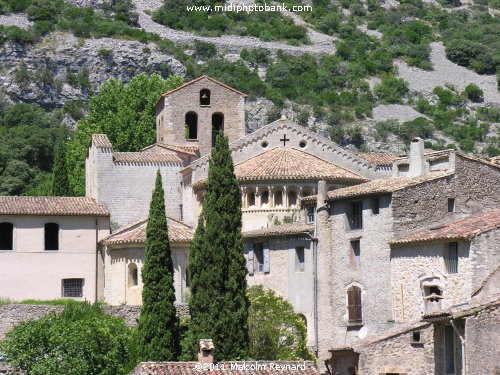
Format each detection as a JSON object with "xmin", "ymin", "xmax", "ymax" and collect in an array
[{"xmin": 0, "ymin": 303, "xmax": 189, "ymax": 340}]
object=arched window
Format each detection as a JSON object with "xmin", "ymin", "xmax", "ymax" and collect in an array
[
  {"xmin": 347, "ymin": 286, "xmax": 362, "ymax": 323},
  {"xmin": 288, "ymin": 190, "xmax": 298, "ymax": 207},
  {"xmin": 44, "ymin": 223, "xmax": 59, "ymax": 251},
  {"xmin": 200, "ymin": 89, "xmax": 211, "ymax": 106},
  {"xmin": 302, "ymin": 188, "xmax": 311, "ymax": 197},
  {"xmin": 128, "ymin": 263, "xmax": 138, "ymax": 288},
  {"xmin": 185, "ymin": 112, "xmax": 198, "ymax": 140},
  {"xmin": 212, "ymin": 113, "xmax": 224, "ymax": 147},
  {"xmin": 247, "ymin": 191, "xmax": 256, "ymax": 208},
  {"xmin": 274, "ymin": 190, "xmax": 283, "ymax": 207},
  {"xmin": 261, "ymin": 190, "xmax": 269, "ymax": 207},
  {"xmin": 0, "ymin": 222, "xmax": 13, "ymax": 250}
]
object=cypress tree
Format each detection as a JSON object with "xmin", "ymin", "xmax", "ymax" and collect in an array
[
  {"xmin": 138, "ymin": 170, "xmax": 179, "ymax": 361},
  {"xmin": 186, "ymin": 133, "xmax": 249, "ymax": 361},
  {"xmin": 52, "ymin": 141, "xmax": 71, "ymax": 196}
]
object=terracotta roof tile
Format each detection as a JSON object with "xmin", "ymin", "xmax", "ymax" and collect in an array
[
  {"xmin": 243, "ymin": 223, "xmax": 314, "ymax": 238},
  {"xmin": 234, "ymin": 148, "xmax": 368, "ymax": 183},
  {"xmin": 113, "ymin": 152, "xmax": 182, "ymax": 165},
  {"xmin": 354, "ymin": 152, "xmax": 402, "ymax": 167},
  {"xmin": 301, "ymin": 172, "xmax": 454, "ymax": 204},
  {"xmin": 135, "ymin": 361, "xmax": 319, "ymax": 375},
  {"xmin": 155, "ymin": 76, "xmax": 247, "ymax": 108},
  {"xmin": 141, "ymin": 143, "xmax": 199, "ymax": 157},
  {"xmin": 0, "ymin": 196, "xmax": 109, "ymax": 216},
  {"xmin": 102, "ymin": 218, "xmax": 194, "ymax": 245},
  {"xmin": 390, "ymin": 209, "xmax": 500, "ymax": 245},
  {"xmin": 92, "ymin": 134, "xmax": 113, "ymax": 149}
]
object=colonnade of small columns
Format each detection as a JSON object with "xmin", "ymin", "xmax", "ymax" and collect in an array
[{"xmin": 240, "ymin": 185, "xmax": 316, "ymax": 210}]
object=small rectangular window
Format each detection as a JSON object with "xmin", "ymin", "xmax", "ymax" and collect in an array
[
  {"xmin": 349, "ymin": 240, "xmax": 361, "ymax": 270},
  {"xmin": 348, "ymin": 202, "xmax": 363, "ymax": 230},
  {"xmin": 307, "ymin": 206, "xmax": 315, "ymax": 223},
  {"xmin": 45, "ymin": 223, "xmax": 59, "ymax": 251},
  {"xmin": 372, "ymin": 198, "xmax": 380, "ymax": 215},
  {"xmin": 447, "ymin": 198, "xmax": 455, "ymax": 213},
  {"xmin": 445, "ymin": 242, "xmax": 458, "ymax": 274},
  {"xmin": 295, "ymin": 247, "xmax": 305, "ymax": 272},
  {"xmin": 62, "ymin": 278, "xmax": 83, "ymax": 298},
  {"xmin": 254, "ymin": 243, "xmax": 264, "ymax": 273}
]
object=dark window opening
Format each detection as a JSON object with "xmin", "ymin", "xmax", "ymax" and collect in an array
[
  {"xmin": 0, "ymin": 222, "xmax": 13, "ymax": 250},
  {"xmin": 261, "ymin": 190, "xmax": 269, "ymax": 206},
  {"xmin": 247, "ymin": 192, "xmax": 256, "ymax": 207},
  {"xmin": 447, "ymin": 198, "xmax": 455, "ymax": 213},
  {"xmin": 350, "ymin": 240, "xmax": 361, "ymax": 270},
  {"xmin": 372, "ymin": 198, "xmax": 380, "ymax": 215},
  {"xmin": 62, "ymin": 278, "xmax": 83, "ymax": 298},
  {"xmin": 254, "ymin": 243, "xmax": 264, "ymax": 273},
  {"xmin": 274, "ymin": 190, "xmax": 283, "ymax": 207},
  {"xmin": 200, "ymin": 89, "xmax": 210, "ymax": 106},
  {"xmin": 186, "ymin": 268, "xmax": 190, "ymax": 288},
  {"xmin": 44, "ymin": 223, "xmax": 59, "ymax": 251},
  {"xmin": 288, "ymin": 190, "xmax": 298, "ymax": 207},
  {"xmin": 413, "ymin": 331, "xmax": 421, "ymax": 342},
  {"xmin": 295, "ymin": 246, "xmax": 305, "ymax": 272},
  {"xmin": 445, "ymin": 242, "xmax": 458, "ymax": 274},
  {"xmin": 128, "ymin": 263, "xmax": 138, "ymax": 287},
  {"xmin": 445, "ymin": 325, "xmax": 456, "ymax": 374},
  {"xmin": 307, "ymin": 206, "xmax": 315, "ymax": 223},
  {"xmin": 185, "ymin": 112, "xmax": 198, "ymax": 140},
  {"xmin": 212, "ymin": 113, "xmax": 224, "ymax": 147},
  {"xmin": 348, "ymin": 202, "xmax": 363, "ymax": 230},
  {"xmin": 347, "ymin": 286, "xmax": 362, "ymax": 323}
]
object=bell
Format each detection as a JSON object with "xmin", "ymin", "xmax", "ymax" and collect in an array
[{"xmin": 201, "ymin": 93, "xmax": 208, "ymax": 99}]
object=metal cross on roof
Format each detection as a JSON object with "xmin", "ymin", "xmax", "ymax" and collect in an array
[{"xmin": 280, "ymin": 134, "xmax": 290, "ymax": 146}]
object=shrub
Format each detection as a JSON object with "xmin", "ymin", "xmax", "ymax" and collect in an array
[
  {"xmin": 193, "ymin": 40, "xmax": 217, "ymax": 59},
  {"xmin": 464, "ymin": 84, "xmax": 484, "ymax": 103},
  {"xmin": 374, "ymin": 75, "xmax": 409, "ymax": 104},
  {"xmin": 5, "ymin": 26, "xmax": 34, "ymax": 44}
]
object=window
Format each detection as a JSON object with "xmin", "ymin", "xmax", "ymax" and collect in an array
[
  {"xmin": 0, "ymin": 222, "xmax": 13, "ymax": 250},
  {"xmin": 348, "ymin": 202, "xmax": 363, "ymax": 230},
  {"xmin": 185, "ymin": 112, "xmax": 198, "ymax": 140},
  {"xmin": 261, "ymin": 190, "xmax": 270, "ymax": 207},
  {"xmin": 288, "ymin": 190, "xmax": 298, "ymax": 207},
  {"xmin": 349, "ymin": 240, "xmax": 361, "ymax": 270},
  {"xmin": 186, "ymin": 268, "xmax": 190, "ymax": 288},
  {"xmin": 247, "ymin": 191, "xmax": 256, "ymax": 208},
  {"xmin": 200, "ymin": 89, "xmax": 210, "ymax": 106},
  {"xmin": 255, "ymin": 243, "xmax": 264, "ymax": 273},
  {"xmin": 423, "ymin": 285, "xmax": 443, "ymax": 313},
  {"xmin": 274, "ymin": 190, "xmax": 283, "ymax": 207},
  {"xmin": 445, "ymin": 242, "xmax": 458, "ymax": 274},
  {"xmin": 295, "ymin": 246, "xmax": 305, "ymax": 272},
  {"xmin": 128, "ymin": 263, "xmax": 138, "ymax": 288},
  {"xmin": 412, "ymin": 331, "xmax": 421, "ymax": 343},
  {"xmin": 62, "ymin": 278, "xmax": 83, "ymax": 298},
  {"xmin": 447, "ymin": 198, "xmax": 455, "ymax": 213},
  {"xmin": 211, "ymin": 113, "xmax": 224, "ymax": 146},
  {"xmin": 347, "ymin": 286, "xmax": 362, "ymax": 324},
  {"xmin": 44, "ymin": 223, "xmax": 59, "ymax": 251},
  {"xmin": 307, "ymin": 206, "xmax": 315, "ymax": 223},
  {"xmin": 302, "ymin": 189, "xmax": 311, "ymax": 197},
  {"xmin": 372, "ymin": 198, "xmax": 380, "ymax": 215}
]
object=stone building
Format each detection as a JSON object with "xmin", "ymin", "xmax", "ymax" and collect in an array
[{"xmin": 1, "ymin": 76, "xmax": 499, "ymax": 374}]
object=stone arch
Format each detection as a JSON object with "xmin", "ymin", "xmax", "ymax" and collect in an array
[
  {"xmin": 185, "ymin": 112, "xmax": 198, "ymax": 140},
  {"xmin": 212, "ymin": 113, "xmax": 224, "ymax": 146},
  {"xmin": 200, "ymin": 89, "xmax": 210, "ymax": 106},
  {"xmin": 287, "ymin": 188, "xmax": 298, "ymax": 208},
  {"xmin": 247, "ymin": 189, "xmax": 256, "ymax": 208},
  {"xmin": 128, "ymin": 263, "xmax": 139, "ymax": 288},
  {"xmin": 273, "ymin": 188, "xmax": 283, "ymax": 207},
  {"xmin": 261, "ymin": 189, "xmax": 270, "ymax": 208}
]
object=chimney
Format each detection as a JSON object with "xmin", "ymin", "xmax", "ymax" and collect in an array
[
  {"xmin": 408, "ymin": 137, "xmax": 425, "ymax": 177},
  {"xmin": 198, "ymin": 339, "xmax": 214, "ymax": 364}
]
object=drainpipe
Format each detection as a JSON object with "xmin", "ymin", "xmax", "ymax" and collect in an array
[
  {"xmin": 450, "ymin": 319, "xmax": 466, "ymax": 375},
  {"xmin": 95, "ymin": 218, "xmax": 99, "ymax": 303}
]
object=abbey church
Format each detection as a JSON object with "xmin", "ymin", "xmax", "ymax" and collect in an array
[{"xmin": 1, "ymin": 76, "xmax": 499, "ymax": 374}]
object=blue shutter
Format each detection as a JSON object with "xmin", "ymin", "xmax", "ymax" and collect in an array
[
  {"xmin": 247, "ymin": 243, "xmax": 254, "ymax": 275},
  {"xmin": 263, "ymin": 241, "xmax": 270, "ymax": 273}
]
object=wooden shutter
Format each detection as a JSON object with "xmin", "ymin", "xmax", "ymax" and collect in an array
[
  {"xmin": 355, "ymin": 287, "xmax": 362, "ymax": 323},
  {"xmin": 263, "ymin": 241, "xmax": 270, "ymax": 273},
  {"xmin": 347, "ymin": 286, "xmax": 362, "ymax": 323},
  {"xmin": 247, "ymin": 243, "xmax": 254, "ymax": 275}
]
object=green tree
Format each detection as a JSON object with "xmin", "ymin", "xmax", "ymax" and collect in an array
[
  {"xmin": 374, "ymin": 75, "xmax": 409, "ymax": 104},
  {"xmin": 0, "ymin": 301, "xmax": 136, "ymax": 375},
  {"xmin": 185, "ymin": 133, "xmax": 249, "ymax": 361},
  {"xmin": 248, "ymin": 286, "xmax": 314, "ymax": 361},
  {"xmin": 464, "ymin": 84, "xmax": 484, "ymax": 103},
  {"xmin": 138, "ymin": 170, "xmax": 179, "ymax": 361},
  {"xmin": 66, "ymin": 74, "xmax": 183, "ymax": 196},
  {"xmin": 52, "ymin": 140, "xmax": 71, "ymax": 196}
]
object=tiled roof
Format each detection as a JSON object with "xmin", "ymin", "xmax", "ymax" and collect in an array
[
  {"xmin": 422, "ymin": 300, "xmax": 500, "ymax": 321},
  {"xmin": 301, "ymin": 172, "xmax": 453, "ymax": 204},
  {"xmin": 354, "ymin": 152, "xmax": 401, "ymax": 166},
  {"xmin": 0, "ymin": 196, "xmax": 109, "ymax": 216},
  {"xmin": 243, "ymin": 223, "xmax": 314, "ymax": 238},
  {"xmin": 102, "ymin": 218, "xmax": 194, "ymax": 245},
  {"xmin": 234, "ymin": 148, "xmax": 368, "ymax": 183},
  {"xmin": 390, "ymin": 209, "xmax": 500, "ymax": 245},
  {"xmin": 134, "ymin": 361, "xmax": 319, "ymax": 375},
  {"xmin": 91, "ymin": 134, "xmax": 113, "ymax": 149},
  {"xmin": 155, "ymin": 76, "xmax": 247, "ymax": 107},
  {"xmin": 113, "ymin": 153, "xmax": 182, "ymax": 165},
  {"xmin": 141, "ymin": 143, "xmax": 199, "ymax": 156}
]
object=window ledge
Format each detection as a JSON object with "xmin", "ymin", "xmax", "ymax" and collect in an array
[
  {"xmin": 346, "ymin": 322, "xmax": 363, "ymax": 327},
  {"xmin": 411, "ymin": 341, "xmax": 424, "ymax": 346}
]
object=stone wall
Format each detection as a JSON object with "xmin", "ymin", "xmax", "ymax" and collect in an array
[
  {"xmin": 0, "ymin": 303, "xmax": 189, "ymax": 340},
  {"xmin": 355, "ymin": 323, "xmax": 435, "ymax": 375}
]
